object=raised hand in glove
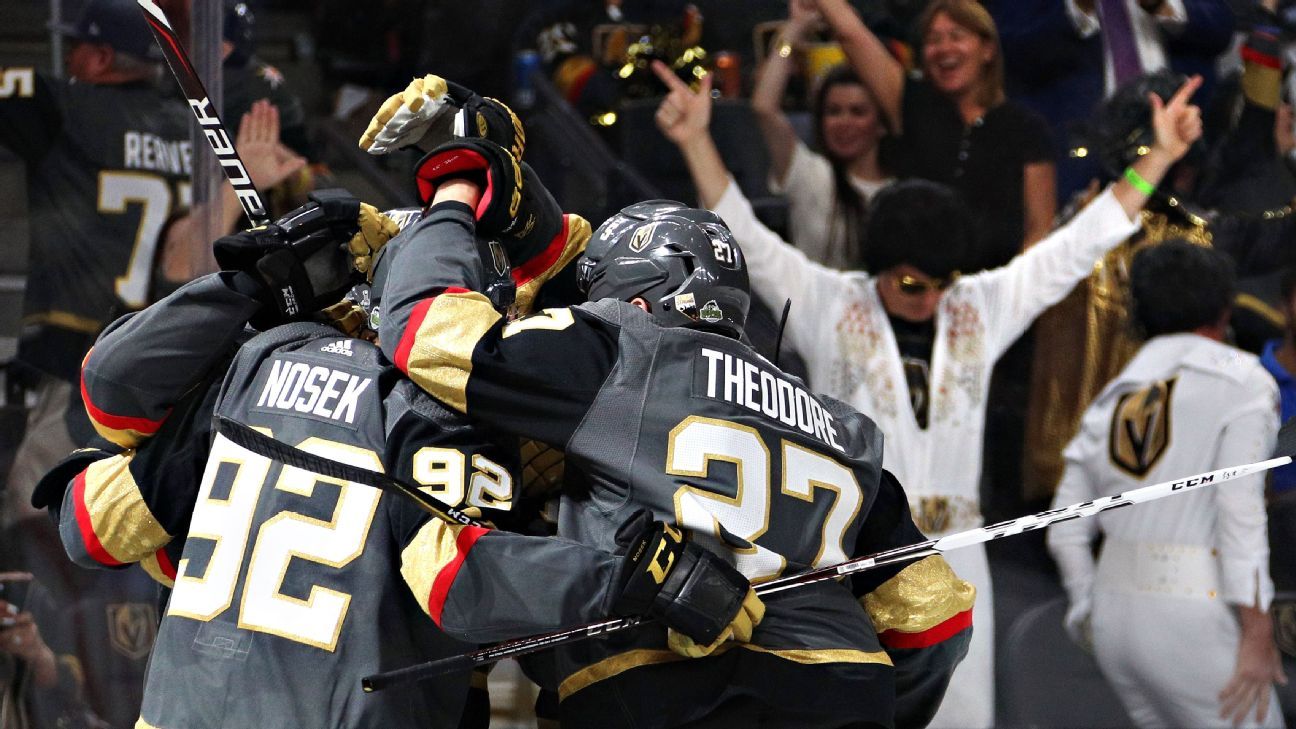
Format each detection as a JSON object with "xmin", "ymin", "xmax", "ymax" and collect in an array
[
  {"xmin": 612, "ymin": 516, "xmax": 766, "ymax": 659},
  {"xmin": 214, "ymin": 189, "xmax": 398, "ymax": 326},
  {"xmin": 359, "ymin": 74, "xmax": 525, "ymax": 160},
  {"xmin": 415, "ymin": 138, "xmax": 590, "ymax": 313}
]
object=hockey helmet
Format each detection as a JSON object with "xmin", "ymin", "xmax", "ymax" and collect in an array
[{"xmin": 577, "ymin": 200, "xmax": 750, "ymax": 337}]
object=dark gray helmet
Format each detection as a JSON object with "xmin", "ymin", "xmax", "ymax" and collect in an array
[{"xmin": 577, "ymin": 200, "xmax": 750, "ymax": 337}]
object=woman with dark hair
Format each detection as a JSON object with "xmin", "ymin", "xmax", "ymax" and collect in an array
[
  {"xmin": 816, "ymin": 0, "xmax": 1056, "ymax": 270},
  {"xmin": 751, "ymin": 0, "xmax": 892, "ymax": 269}
]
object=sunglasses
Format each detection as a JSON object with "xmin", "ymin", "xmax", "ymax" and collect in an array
[{"xmin": 891, "ymin": 272, "xmax": 959, "ymax": 295}]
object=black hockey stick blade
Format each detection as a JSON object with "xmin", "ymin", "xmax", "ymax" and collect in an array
[
  {"xmin": 214, "ymin": 415, "xmax": 486, "ymax": 528},
  {"xmin": 136, "ymin": 0, "xmax": 270, "ymax": 226},
  {"xmin": 360, "ymin": 445, "xmax": 1295, "ymax": 691}
]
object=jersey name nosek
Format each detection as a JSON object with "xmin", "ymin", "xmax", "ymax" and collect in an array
[
  {"xmin": 256, "ymin": 359, "xmax": 372, "ymax": 424},
  {"xmin": 699, "ymin": 348, "xmax": 844, "ymax": 453}
]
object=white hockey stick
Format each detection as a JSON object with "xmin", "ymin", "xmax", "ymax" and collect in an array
[{"xmin": 362, "ymin": 420, "xmax": 1296, "ymax": 691}]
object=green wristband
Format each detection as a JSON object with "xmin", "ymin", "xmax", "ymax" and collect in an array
[{"xmin": 1124, "ymin": 166, "xmax": 1157, "ymax": 196}]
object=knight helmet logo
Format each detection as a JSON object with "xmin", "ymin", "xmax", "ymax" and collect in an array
[
  {"xmin": 107, "ymin": 603, "xmax": 158, "ymax": 661},
  {"xmin": 1109, "ymin": 378, "xmax": 1176, "ymax": 478},
  {"xmin": 628, "ymin": 222, "xmax": 659, "ymax": 253}
]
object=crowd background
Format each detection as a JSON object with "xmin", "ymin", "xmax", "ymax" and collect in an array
[{"xmin": 1, "ymin": 0, "xmax": 1295, "ymax": 726}]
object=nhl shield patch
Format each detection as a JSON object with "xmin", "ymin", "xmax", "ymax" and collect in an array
[{"xmin": 106, "ymin": 603, "xmax": 158, "ymax": 661}]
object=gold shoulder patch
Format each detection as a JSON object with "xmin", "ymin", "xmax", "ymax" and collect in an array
[
  {"xmin": 863, "ymin": 556, "xmax": 975, "ymax": 635},
  {"xmin": 1109, "ymin": 378, "xmax": 1175, "ymax": 478}
]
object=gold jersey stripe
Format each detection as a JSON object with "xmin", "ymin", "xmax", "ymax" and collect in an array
[
  {"xmin": 558, "ymin": 643, "xmax": 891, "ymax": 700},
  {"xmin": 405, "ymin": 291, "xmax": 501, "ymax": 414},
  {"xmin": 862, "ymin": 556, "xmax": 976, "ymax": 635},
  {"xmin": 140, "ymin": 551, "xmax": 176, "ymax": 588},
  {"xmin": 399, "ymin": 519, "xmax": 468, "ymax": 615},
  {"xmin": 22, "ymin": 310, "xmax": 104, "ymax": 335},
  {"xmin": 135, "ymin": 719, "xmax": 163, "ymax": 729},
  {"xmin": 82, "ymin": 456, "xmax": 171, "ymax": 564},
  {"xmin": 89, "ymin": 421, "xmax": 153, "ymax": 450},
  {"xmin": 514, "ymin": 214, "xmax": 591, "ymax": 314}
]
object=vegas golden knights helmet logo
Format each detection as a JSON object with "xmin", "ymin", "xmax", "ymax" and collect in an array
[
  {"xmin": 628, "ymin": 222, "xmax": 660, "ymax": 253},
  {"xmin": 1109, "ymin": 378, "xmax": 1176, "ymax": 478}
]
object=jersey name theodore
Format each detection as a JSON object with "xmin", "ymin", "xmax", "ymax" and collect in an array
[
  {"xmin": 255, "ymin": 357, "xmax": 372, "ymax": 424},
  {"xmin": 123, "ymin": 131, "xmax": 193, "ymax": 176},
  {"xmin": 697, "ymin": 347, "xmax": 844, "ymax": 453}
]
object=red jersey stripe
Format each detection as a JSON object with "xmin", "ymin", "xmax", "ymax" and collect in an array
[
  {"xmin": 72, "ymin": 470, "xmax": 124, "ymax": 567},
  {"xmin": 512, "ymin": 216, "xmax": 571, "ymax": 287},
  {"xmin": 878, "ymin": 608, "xmax": 972, "ymax": 650},
  {"xmin": 393, "ymin": 288, "xmax": 472, "ymax": 373},
  {"xmin": 80, "ymin": 373, "xmax": 166, "ymax": 435},
  {"xmin": 154, "ymin": 546, "xmax": 177, "ymax": 580},
  {"xmin": 426, "ymin": 525, "xmax": 489, "ymax": 626}
]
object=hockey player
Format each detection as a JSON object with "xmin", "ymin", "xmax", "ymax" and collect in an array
[
  {"xmin": 363, "ymin": 100, "xmax": 976, "ymax": 724},
  {"xmin": 1048, "ymin": 241, "xmax": 1286, "ymax": 729},
  {"xmin": 651, "ymin": 56, "xmax": 1206, "ymax": 726},
  {"xmin": 33, "ymin": 180, "xmax": 758, "ymax": 728}
]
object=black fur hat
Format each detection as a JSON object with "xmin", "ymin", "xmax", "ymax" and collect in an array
[{"xmin": 1088, "ymin": 69, "xmax": 1189, "ymax": 177}]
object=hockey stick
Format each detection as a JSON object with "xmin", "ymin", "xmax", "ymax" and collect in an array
[
  {"xmin": 360, "ymin": 418, "xmax": 1296, "ymax": 692},
  {"xmin": 214, "ymin": 415, "xmax": 488, "ymax": 528},
  {"xmin": 136, "ymin": 0, "xmax": 269, "ymax": 226}
]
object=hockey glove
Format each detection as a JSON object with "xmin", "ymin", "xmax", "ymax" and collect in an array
[
  {"xmin": 414, "ymin": 139, "xmax": 588, "ymax": 312},
  {"xmin": 613, "ymin": 518, "xmax": 765, "ymax": 658},
  {"xmin": 214, "ymin": 189, "xmax": 398, "ymax": 325},
  {"xmin": 507, "ymin": 165, "xmax": 591, "ymax": 314},
  {"xmin": 360, "ymin": 75, "xmax": 524, "ymax": 159},
  {"xmin": 413, "ymin": 138, "xmax": 523, "ymax": 229}
]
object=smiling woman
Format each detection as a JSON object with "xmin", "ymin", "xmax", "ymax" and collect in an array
[
  {"xmin": 750, "ymin": 0, "xmax": 895, "ymax": 270},
  {"xmin": 817, "ymin": 0, "xmax": 1056, "ymax": 272}
]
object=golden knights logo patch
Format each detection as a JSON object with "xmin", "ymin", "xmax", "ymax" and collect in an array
[
  {"xmin": 629, "ymin": 222, "xmax": 660, "ymax": 253},
  {"xmin": 1109, "ymin": 378, "xmax": 1176, "ymax": 478},
  {"xmin": 106, "ymin": 603, "xmax": 158, "ymax": 661}
]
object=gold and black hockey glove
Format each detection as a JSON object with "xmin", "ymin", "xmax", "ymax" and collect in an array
[
  {"xmin": 360, "ymin": 74, "xmax": 524, "ymax": 160},
  {"xmin": 613, "ymin": 516, "xmax": 765, "ymax": 658},
  {"xmin": 214, "ymin": 189, "xmax": 398, "ymax": 326}
]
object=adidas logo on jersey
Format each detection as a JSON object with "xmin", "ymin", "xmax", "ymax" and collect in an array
[{"xmin": 320, "ymin": 340, "xmax": 354, "ymax": 357}]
